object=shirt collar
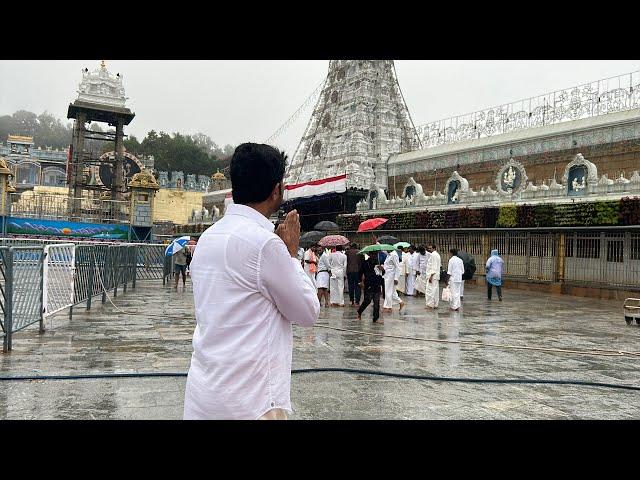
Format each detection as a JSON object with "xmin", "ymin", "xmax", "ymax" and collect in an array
[{"xmin": 225, "ymin": 203, "xmax": 275, "ymax": 232}]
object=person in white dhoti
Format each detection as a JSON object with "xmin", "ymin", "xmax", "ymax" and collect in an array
[
  {"xmin": 382, "ymin": 248, "xmax": 404, "ymax": 311},
  {"xmin": 405, "ymin": 246, "xmax": 417, "ymax": 296},
  {"xmin": 447, "ymin": 248, "xmax": 465, "ymax": 311},
  {"xmin": 316, "ymin": 249, "xmax": 331, "ymax": 307},
  {"xmin": 414, "ymin": 246, "xmax": 429, "ymax": 295},
  {"xmin": 425, "ymin": 243, "xmax": 441, "ymax": 309},
  {"xmin": 396, "ymin": 247, "xmax": 408, "ymax": 294},
  {"xmin": 328, "ymin": 245, "xmax": 347, "ymax": 306}
]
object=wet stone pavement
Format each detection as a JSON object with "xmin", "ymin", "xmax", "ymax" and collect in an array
[{"xmin": 1, "ymin": 280, "xmax": 640, "ymax": 419}]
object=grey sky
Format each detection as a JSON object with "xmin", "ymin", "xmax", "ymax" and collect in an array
[{"xmin": 1, "ymin": 60, "xmax": 638, "ymax": 156}]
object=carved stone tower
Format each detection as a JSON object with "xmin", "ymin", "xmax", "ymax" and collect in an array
[{"xmin": 285, "ymin": 60, "xmax": 420, "ymax": 191}]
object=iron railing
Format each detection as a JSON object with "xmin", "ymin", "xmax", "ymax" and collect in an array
[
  {"xmin": 347, "ymin": 227, "xmax": 638, "ymax": 289},
  {"xmin": 8, "ymin": 193, "xmax": 130, "ymax": 224},
  {"xmin": 1, "ymin": 241, "xmax": 174, "ymax": 352}
]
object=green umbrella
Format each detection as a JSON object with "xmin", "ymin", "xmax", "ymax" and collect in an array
[
  {"xmin": 393, "ymin": 242, "xmax": 411, "ymax": 249},
  {"xmin": 359, "ymin": 244, "xmax": 395, "ymax": 254}
]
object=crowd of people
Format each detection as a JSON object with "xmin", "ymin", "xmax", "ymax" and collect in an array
[
  {"xmin": 299, "ymin": 242, "xmax": 505, "ymax": 320},
  {"xmin": 183, "ymin": 142, "xmax": 507, "ymax": 420}
]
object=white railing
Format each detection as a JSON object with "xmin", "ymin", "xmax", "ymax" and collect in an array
[{"xmin": 415, "ymin": 70, "xmax": 640, "ymax": 149}]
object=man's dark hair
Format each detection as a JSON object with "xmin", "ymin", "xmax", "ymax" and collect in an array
[
  {"xmin": 428, "ymin": 243, "xmax": 436, "ymax": 249},
  {"xmin": 450, "ymin": 248, "xmax": 458, "ymax": 255},
  {"xmin": 418, "ymin": 246, "xmax": 426, "ymax": 255},
  {"xmin": 336, "ymin": 245, "xmax": 344, "ymax": 251},
  {"xmin": 230, "ymin": 143, "xmax": 287, "ymax": 204}
]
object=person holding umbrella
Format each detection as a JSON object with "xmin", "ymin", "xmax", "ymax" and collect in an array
[
  {"xmin": 316, "ymin": 247, "xmax": 331, "ymax": 307},
  {"xmin": 165, "ymin": 236, "xmax": 192, "ymax": 291},
  {"xmin": 357, "ymin": 254, "xmax": 384, "ymax": 323},
  {"xmin": 328, "ymin": 245, "xmax": 348, "ymax": 307}
]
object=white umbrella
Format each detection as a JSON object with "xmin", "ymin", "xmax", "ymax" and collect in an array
[{"xmin": 165, "ymin": 236, "xmax": 191, "ymax": 257}]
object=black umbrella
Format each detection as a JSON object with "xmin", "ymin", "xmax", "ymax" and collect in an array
[
  {"xmin": 377, "ymin": 235, "xmax": 400, "ymax": 245},
  {"xmin": 314, "ymin": 221, "xmax": 340, "ymax": 231},
  {"xmin": 299, "ymin": 230, "xmax": 325, "ymax": 248},
  {"xmin": 457, "ymin": 251, "xmax": 477, "ymax": 280}
]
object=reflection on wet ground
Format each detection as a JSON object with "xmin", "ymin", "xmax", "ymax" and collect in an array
[{"xmin": 1, "ymin": 280, "xmax": 639, "ymax": 419}]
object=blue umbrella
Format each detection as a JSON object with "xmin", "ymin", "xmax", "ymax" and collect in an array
[{"xmin": 165, "ymin": 236, "xmax": 191, "ymax": 257}]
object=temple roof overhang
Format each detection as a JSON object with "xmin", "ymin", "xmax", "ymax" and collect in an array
[
  {"xmin": 390, "ymin": 107, "xmax": 640, "ymax": 167},
  {"xmin": 67, "ymin": 100, "xmax": 135, "ymax": 125}
]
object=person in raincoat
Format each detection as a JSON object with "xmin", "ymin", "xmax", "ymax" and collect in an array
[{"xmin": 485, "ymin": 249, "xmax": 504, "ymax": 301}]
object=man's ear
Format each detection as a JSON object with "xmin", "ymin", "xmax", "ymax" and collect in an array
[{"xmin": 270, "ymin": 182, "xmax": 281, "ymax": 200}]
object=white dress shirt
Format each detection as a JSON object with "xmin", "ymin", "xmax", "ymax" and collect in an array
[
  {"xmin": 184, "ymin": 203, "xmax": 320, "ymax": 420},
  {"xmin": 383, "ymin": 250, "xmax": 401, "ymax": 280},
  {"xmin": 447, "ymin": 255, "xmax": 465, "ymax": 283},
  {"xmin": 426, "ymin": 250, "xmax": 441, "ymax": 279},
  {"xmin": 328, "ymin": 251, "xmax": 347, "ymax": 278}
]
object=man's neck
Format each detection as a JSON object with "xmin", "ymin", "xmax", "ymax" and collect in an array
[{"xmin": 244, "ymin": 202, "xmax": 273, "ymax": 219}]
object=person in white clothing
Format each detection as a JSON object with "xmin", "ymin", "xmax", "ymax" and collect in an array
[
  {"xmin": 414, "ymin": 246, "xmax": 430, "ymax": 295},
  {"xmin": 183, "ymin": 143, "xmax": 320, "ymax": 420},
  {"xmin": 382, "ymin": 248, "xmax": 404, "ymax": 311},
  {"xmin": 328, "ymin": 245, "xmax": 348, "ymax": 306},
  {"xmin": 405, "ymin": 245, "xmax": 417, "ymax": 296},
  {"xmin": 303, "ymin": 245, "xmax": 318, "ymax": 288},
  {"xmin": 396, "ymin": 247, "xmax": 407, "ymax": 294},
  {"xmin": 447, "ymin": 248, "xmax": 465, "ymax": 311},
  {"xmin": 316, "ymin": 248, "xmax": 331, "ymax": 307},
  {"xmin": 425, "ymin": 243, "xmax": 441, "ymax": 309}
]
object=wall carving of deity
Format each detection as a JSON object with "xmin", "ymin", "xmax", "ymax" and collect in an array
[
  {"xmin": 401, "ymin": 177, "xmax": 424, "ymax": 206},
  {"xmin": 496, "ymin": 158, "xmax": 528, "ymax": 195},
  {"xmin": 367, "ymin": 185, "xmax": 388, "ymax": 210},
  {"xmin": 445, "ymin": 171, "xmax": 469, "ymax": 205},
  {"xmin": 562, "ymin": 153, "xmax": 598, "ymax": 197}
]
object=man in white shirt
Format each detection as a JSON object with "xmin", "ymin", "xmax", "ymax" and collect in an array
[
  {"xmin": 382, "ymin": 248, "xmax": 404, "ymax": 312},
  {"xmin": 183, "ymin": 143, "xmax": 320, "ymax": 420},
  {"xmin": 425, "ymin": 243, "xmax": 441, "ymax": 309},
  {"xmin": 447, "ymin": 248, "xmax": 465, "ymax": 311},
  {"xmin": 414, "ymin": 246, "xmax": 429, "ymax": 295},
  {"xmin": 328, "ymin": 245, "xmax": 348, "ymax": 306},
  {"xmin": 405, "ymin": 246, "xmax": 418, "ymax": 296}
]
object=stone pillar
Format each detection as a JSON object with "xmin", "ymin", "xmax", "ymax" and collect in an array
[
  {"xmin": 128, "ymin": 170, "xmax": 160, "ymax": 241},
  {"xmin": 113, "ymin": 119, "xmax": 125, "ymax": 200},
  {"xmin": 69, "ymin": 112, "xmax": 87, "ymax": 220},
  {"xmin": 0, "ymin": 157, "xmax": 12, "ymax": 218},
  {"xmin": 555, "ymin": 232, "xmax": 566, "ymax": 289}
]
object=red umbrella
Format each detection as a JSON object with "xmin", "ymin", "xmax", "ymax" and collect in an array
[
  {"xmin": 318, "ymin": 235, "xmax": 350, "ymax": 247},
  {"xmin": 357, "ymin": 217, "xmax": 388, "ymax": 232}
]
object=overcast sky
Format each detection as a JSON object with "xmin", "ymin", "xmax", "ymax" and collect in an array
[{"xmin": 1, "ymin": 60, "xmax": 638, "ymax": 155}]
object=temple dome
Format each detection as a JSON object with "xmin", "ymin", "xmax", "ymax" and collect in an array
[
  {"xmin": 212, "ymin": 170, "xmax": 226, "ymax": 181},
  {"xmin": 76, "ymin": 60, "xmax": 128, "ymax": 108},
  {"xmin": 128, "ymin": 170, "xmax": 160, "ymax": 190}
]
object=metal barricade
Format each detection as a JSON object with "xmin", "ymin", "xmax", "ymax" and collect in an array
[
  {"xmin": 43, "ymin": 244, "xmax": 75, "ymax": 319},
  {"xmin": 1, "ymin": 246, "xmax": 44, "ymax": 352}
]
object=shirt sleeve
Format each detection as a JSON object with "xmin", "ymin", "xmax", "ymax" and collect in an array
[
  {"xmin": 393, "ymin": 253, "xmax": 401, "ymax": 281},
  {"xmin": 258, "ymin": 237, "xmax": 320, "ymax": 327}
]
